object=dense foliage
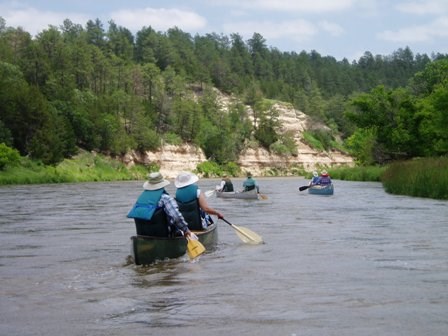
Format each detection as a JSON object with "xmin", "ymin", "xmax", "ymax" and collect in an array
[
  {"xmin": 0, "ymin": 16, "xmax": 447, "ymax": 169},
  {"xmin": 382, "ymin": 158, "xmax": 448, "ymax": 199}
]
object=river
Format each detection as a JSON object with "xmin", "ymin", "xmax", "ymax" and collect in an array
[{"xmin": 1, "ymin": 178, "xmax": 447, "ymax": 336}]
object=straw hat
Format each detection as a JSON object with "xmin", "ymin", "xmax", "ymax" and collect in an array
[
  {"xmin": 321, "ymin": 170, "xmax": 329, "ymax": 176},
  {"xmin": 313, "ymin": 171, "xmax": 318, "ymax": 177},
  {"xmin": 143, "ymin": 172, "xmax": 170, "ymax": 190},
  {"xmin": 175, "ymin": 171, "xmax": 199, "ymax": 188}
]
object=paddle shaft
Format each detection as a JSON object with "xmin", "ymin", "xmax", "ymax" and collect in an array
[{"xmin": 299, "ymin": 185, "xmax": 311, "ymax": 191}]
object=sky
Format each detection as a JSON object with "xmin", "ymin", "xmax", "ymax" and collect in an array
[{"xmin": 1, "ymin": 0, "xmax": 448, "ymax": 61}]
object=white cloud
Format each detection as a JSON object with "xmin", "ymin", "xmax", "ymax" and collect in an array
[
  {"xmin": 222, "ymin": 19, "xmax": 317, "ymax": 42},
  {"xmin": 0, "ymin": 4, "xmax": 89, "ymax": 35},
  {"xmin": 377, "ymin": 16, "xmax": 448, "ymax": 42},
  {"xmin": 210, "ymin": 0, "xmax": 354, "ymax": 12},
  {"xmin": 111, "ymin": 8, "xmax": 207, "ymax": 32},
  {"xmin": 318, "ymin": 20, "xmax": 344, "ymax": 36},
  {"xmin": 396, "ymin": 0, "xmax": 448, "ymax": 15}
]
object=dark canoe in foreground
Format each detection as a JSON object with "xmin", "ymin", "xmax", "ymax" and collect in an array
[
  {"xmin": 130, "ymin": 223, "xmax": 218, "ymax": 265},
  {"xmin": 308, "ymin": 184, "xmax": 334, "ymax": 195},
  {"xmin": 216, "ymin": 189, "xmax": 259, "ymax": 199}
]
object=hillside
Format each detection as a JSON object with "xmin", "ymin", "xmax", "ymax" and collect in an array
[{"xmin": 123, "ymin": 91, "xmax": 354, "ymax": 178}]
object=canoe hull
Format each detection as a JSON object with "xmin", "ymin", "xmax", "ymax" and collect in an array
[
  {"xmin": 216, "ymin": 189, "xmax": 258, "ymax": 199},
  {"xmin": 131, "ymin": 223, "xmax": 218, "ymax": 265},
  {"xmin": 308, "ymin": 184, "xmax": 334, "ymax": 195}
]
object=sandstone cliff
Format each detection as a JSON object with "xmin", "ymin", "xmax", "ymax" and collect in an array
[{"xmin": 124, "ymin": 96, "xmax": 354, "ymax": 178}]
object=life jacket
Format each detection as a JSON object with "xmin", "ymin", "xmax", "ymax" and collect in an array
[
  {"xmin": 319, "ymin": 175, "xmax": 332, "ymax": 185},
  {"xmin": 127, "ymin": 189, "xmax": 169, "ymax": 237},
  {"xmin": 244, "ymin": 178, "xmax": 256, "ymax": 191},
  {"xmin": 175, "ymin": 184, "xmax": 203, "ymax": 231},
  {"xmin": 222, "ymin": 179, "xmax": 234, "ymax": 192}
]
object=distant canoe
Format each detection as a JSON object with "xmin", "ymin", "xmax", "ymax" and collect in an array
[
  {"xmin": 216, "ymin": 189, "xmax": 259, "ymax": 199},
  {"xmin": 130, "ymin": 223, "xmax": 218, "ymax": 265},
  {"xmin": 308, "ymin": 184, "xmax": 334, "ymax": 195}
]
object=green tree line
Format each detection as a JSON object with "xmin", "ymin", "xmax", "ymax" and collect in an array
[{"xmin": 0, "ymin": 16, "xmax": 447, "ymax": 168}]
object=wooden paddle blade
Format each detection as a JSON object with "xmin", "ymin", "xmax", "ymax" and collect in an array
[
  {"xmin": 204, "ymin": 190, "xmax": 215, "ymax": 197},
  {"xmin": 299, "ymin": 185, "xmax": 310, "ymax": 191},
  {"xmin": 187, "ymin": 238, "xmax": 206, "ymax": 259},
  {"xmin": 233, "ymin": 225, "xmax": 264, "ymax": 245},
  {"xmin": 258, "ymin": 193, "xmax": 268, "ymax": 200}
]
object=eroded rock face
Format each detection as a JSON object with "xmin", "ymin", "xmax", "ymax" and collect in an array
[
  {"xmin": 123, "ymin": 100, "xmax": 354, "ymax": 177},
  {"xmin": 123, "ymin": 144, "xmax": 206, "ymax": 178}
]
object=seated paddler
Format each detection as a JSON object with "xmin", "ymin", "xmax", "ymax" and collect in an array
[
  {"xmin": 174, "ymin": 171, "xmax": 224, "ymax": 230},
  {"xmin": 127, "ymin": 171, "xmax": 197, "ymax": 239}
]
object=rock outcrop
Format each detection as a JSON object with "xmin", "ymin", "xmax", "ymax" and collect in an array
[{"xmin": 123, "ymin": 97, "xmax": 354, "ymax": 178}]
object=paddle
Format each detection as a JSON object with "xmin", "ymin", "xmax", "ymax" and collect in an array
[
  {"xmin": 186, "ymin": 237, "xmax": 206, "ymax": 259},
  {"xmin": 220, "ymin": 218, "xmax": 264, "ymax": 244},
  {"xmin": 299, "ymin": 185, "xmax": 311, "ymax": 191},
  {"xmin": 204, "ymin": 190, "xmax": 215, "ymax": 197},
  {"xmin": 258, "ymin": 193, "xmax": 268, "ymax": 200}
]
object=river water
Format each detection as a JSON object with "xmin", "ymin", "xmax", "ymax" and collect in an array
[{"xmin": 1, "ymin": 178, "xmax": 447, "ymax": 336}]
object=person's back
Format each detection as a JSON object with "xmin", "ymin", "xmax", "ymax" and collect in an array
[
  {"xmin": 309, "ymin": 171, "xmax": 320, "ymax": 185},
  {"xmin": 319, "ymin": 170, "xmax": 332, "ymax": 186},
  {"xmin": 175, "ymin": 171, "xmax": 224, "ymax": 230},
  {"xmin": 175, "ymin": 174, "xmax": 204, "ymax": 231},
  {"xmin": 222, "ymin": 177, "xmax": 234, "ymax": 192},
  {"xmin": 127, "ymin": 172, "xmax": 195, "ymax": 239},
  {"xmin": 243, "ymin": 172, "xmax": 259, "ymax": 192}
]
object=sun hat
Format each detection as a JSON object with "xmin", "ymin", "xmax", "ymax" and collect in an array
[
  {"xmin": 313, "ymin": 171, "xmax": 318, "ymax": 177},
  {"xmin": 175, "ymin": 171, "xmax": 199, "ymax": 188},
  {"xmin": 143, "ymin": 172, "xmax": 170, "ymax": 190},
  {"xmin": 321, "ymin": 170, "xmax": 329, "ymax": 176}
]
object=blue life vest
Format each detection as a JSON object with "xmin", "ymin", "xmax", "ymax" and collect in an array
[
  {"xmin": 127, "ymin": 189, "xmax": 164, "ymax": 220},
  {"xmin": 243, "ymin": 178, "xmax": 256, "ymax": 191},
  {"xmin": 128, "ymin": 189, "xmax": 169, "ymax": 237},
  {"xmin": 175, "ymin": 185, "xmax": 203, "ymax": 231}
]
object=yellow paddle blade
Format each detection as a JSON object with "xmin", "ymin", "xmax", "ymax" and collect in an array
[
  {"xmin": 233, "ymin": 225, "xmax": 264, "ymax": 245},
  {"xmin": 187, "ymin": 238, "xmax": 206, "ymax": 259},
  {"xmin": 258, "ymin": 193, "xmax": 268, "ymax": 200}
]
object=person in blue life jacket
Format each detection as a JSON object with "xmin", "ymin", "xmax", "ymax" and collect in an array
[
  {"xmin": 319, "ymin": 170, "xmax": 332, "ymax": 185},
  {"xmin": 127, "ymin": 172, "xmax": 197, "ymax": 239},
  {"xmin": 218, "ymin": 174, "xmax": 234, "ymax": 192},
  {"xmin": 309, "ymin": 171, "xmax": 320, "ymax": 186},
  {"xmin": 175, "ymin": 171, "xmax": 224, "ymax": 230},
  {"xmin": 242, "ymin": 172, "xmax": 259, "ymax": 193}
]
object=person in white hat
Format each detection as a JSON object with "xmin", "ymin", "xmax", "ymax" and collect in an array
[
  {"xmin": 174, "ymin": 171, "xmax": 224, "ymax": 230},
  {"xmin": 309, "ymin": 171, "xmax": 320, "ymax": 186},
  {"xmin": 127, "ymin": 171, "xmax": 197, "ymax": 239}
]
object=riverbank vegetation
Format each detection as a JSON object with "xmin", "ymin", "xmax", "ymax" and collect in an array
[
  {"xmin": 382, "ymin": 157, "xmax": 448, "ymax": 200},
  {"xmin": 0, "ymin": 17, "xmax": 447, "ymax": 198},
  {"xmin": 0, "ymin": 150, "xmax": 148, "ymax": 185}
]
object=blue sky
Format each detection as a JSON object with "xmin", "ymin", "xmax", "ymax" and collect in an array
[{"xmin": 1, "ymin": 0, "xmax": 448, "ymax": 61}]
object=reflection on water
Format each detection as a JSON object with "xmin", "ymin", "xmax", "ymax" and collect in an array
[{"xmin": 1, "ymin": 179, "xmax": 448, "ymax": 336}]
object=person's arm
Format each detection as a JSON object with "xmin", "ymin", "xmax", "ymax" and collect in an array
[
  {"xmin": 198, "ymin": 192, "xmax": 223, "ymax": 219},
  {"xmin": 160, "ymin": 194, "xmax": 194, "ymax": 237}
]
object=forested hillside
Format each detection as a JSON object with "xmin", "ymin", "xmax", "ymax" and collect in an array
[{"xmin": 0, "ymin": 17, "xmax": 447, "ymax": 168}]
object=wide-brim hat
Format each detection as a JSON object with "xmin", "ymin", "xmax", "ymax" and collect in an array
[
  {"xmin": 313, "ymin": 171, "xmax": 318, "ymax": 177},
  {"xmin": 143, "ymin": 172, "xmax": 170, "ymax": 190},
  {"xmin": 321, "ymin": 170, "xmax": 329, "ymax": 176},
  {"xmin": 175, "ymin": 171, "xmax": 199, "ymax": 188}
]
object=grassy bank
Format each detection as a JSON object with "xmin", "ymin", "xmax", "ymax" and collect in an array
[
  {"xmin": 382, "ymin": 157, "xmax": 448, "ymax": 200},
  {"xmin": 326, "ymin": 165, "xmax": 386, "ymax": 182},
  {"xmin": 0, "ymin": 151, "xmax": 148, "ymax": 185}
]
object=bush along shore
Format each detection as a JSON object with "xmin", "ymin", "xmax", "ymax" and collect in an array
[
  {"xmin": 1, "ymin": 149, "xmax": 447, "ymax": 200},
  {"xmin": 381, "ymin": 157, "xmax": 448, "ymax": 200}
]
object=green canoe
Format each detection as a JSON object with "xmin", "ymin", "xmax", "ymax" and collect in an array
[{"xmin": 130, "ymin": 223, "xmax": 218, "ymax": 265}]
